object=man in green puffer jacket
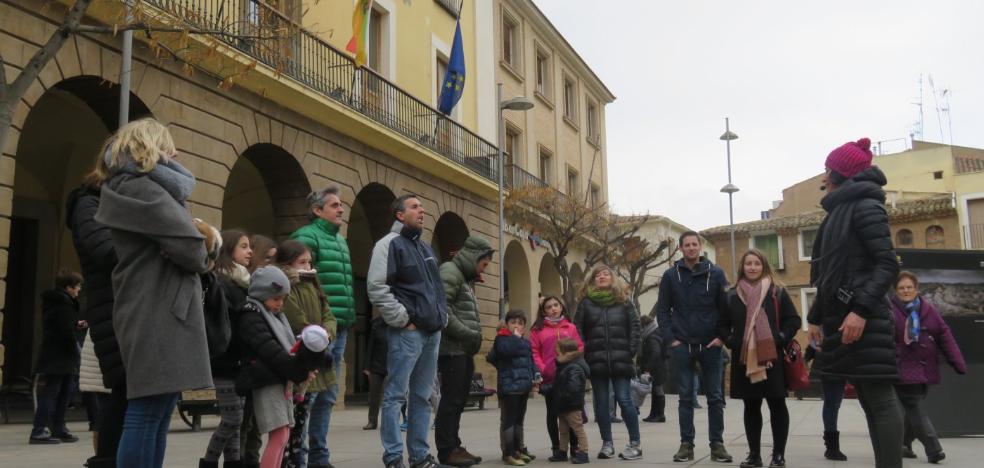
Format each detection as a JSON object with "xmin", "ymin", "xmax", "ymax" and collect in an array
[
  {"xmin": 435, "ymin": 235, "xmax": 494, "ymax": 466},
  {"xmin": 290, "ymin": 185, "xmax": 355, "ymax": 467}
]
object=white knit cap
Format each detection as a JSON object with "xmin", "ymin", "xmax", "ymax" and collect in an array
[{"xmin": 299, "ymin": 325, "xmax": 330, "ymax": 352}]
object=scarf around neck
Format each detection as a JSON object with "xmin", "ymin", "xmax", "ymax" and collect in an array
[
  {"xmin": 544, "ymin": 315, "xmax": 565, "ymax": 325},
  {"xmin": 248, "ymin": 297, "xmax": 295, "ymax": 353},
  {"xmin": 736, "ymin": 278, "xmax": 778, "ymax": 384},
  {"xmin": 105, "ymin": 149, "xmax": 196, "ymax": 203},
  {"xmin": 903, "ymin": 297, "xmax": 922, "ymax": 345},
  {"xmin": 220, "ymin": 263, "xmax": 251, "ymax": 289},
  {"xmin": 586, "ymin": 288, "xmax": 616, "ymax": 306}
]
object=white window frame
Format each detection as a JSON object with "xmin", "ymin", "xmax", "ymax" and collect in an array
[
  {"xmin": 367, "ymin": 0, "xmax": 397, "ymax": 80},
  {"xmin": 797, "ymin": 227, "xmax": 818, "ymax": 262},
  {"xmin": 799, "ymin": 288, "xmax": 816, "ymax": 331},
  {"xmin": 748, "ymin": 231, "xmax": 785, "ymax": 270}
]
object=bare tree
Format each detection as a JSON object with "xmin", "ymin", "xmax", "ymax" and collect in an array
[
  {"xmin": 504, "ymin": 186, "xmax": 652, "ymax": 310},
  {"xmin": 609, "ymin": 233, "xmax": 675, "ymax": 314}
]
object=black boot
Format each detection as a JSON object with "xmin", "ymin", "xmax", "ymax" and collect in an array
[
  {"xmin": 548, "ymin": 449, "xmax": 568, "ymax": 462},
  {"xmin": 823, "ymin": 431, "xmax": 848, "ymax": 461},
  {"xmin": 84, "ymin": 457, "xmax": 116, "ymax": 468},
  {"xmin": 199, "ymin": 459, "xmax": 219, "ymax": 468},
  {"xmin": 643, "ymin": 395, "xmax": 666, "ymax": 422},
  {"xmin": 223, "ymin": 461, "xmax": 245, "ymax": 468}
]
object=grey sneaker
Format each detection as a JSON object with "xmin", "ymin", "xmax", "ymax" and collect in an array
[
  {"xmin": 619, "ymin": 441, "xmax": 643, "ymax": 460},
  {"xmin": 598, "ymin": 441, "xmax": 615, "ymax": 459},
  {"xmin": 673, "ymin": 442, "xmax": 695, "ymax": 462},
  {"xmin": 710, "ymin": 442, "xmax": 733, "ymax": 463}
]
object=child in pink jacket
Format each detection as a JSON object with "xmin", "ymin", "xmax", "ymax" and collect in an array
[{"xmin": 529, "ymin": 295, "xmax": 584, "ymax": 461}]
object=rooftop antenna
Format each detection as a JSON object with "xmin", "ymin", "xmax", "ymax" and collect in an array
[
  {"xmin": 911, "ymin": 74, "xmax": 924, "ymax": 141},
  {"xmin": 928, "ymin": 74, "xmax": 945, "ymax": 143},
  {"xmin": 941, "ymin": 88, "xmax": 953, "ymax": 145}
]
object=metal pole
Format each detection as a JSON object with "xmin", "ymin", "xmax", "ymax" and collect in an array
[
  {"xmin": 118, "ymin": 0, "xmax": 134, "ymax": 127},
  {"xmin": 725, "ymin": 117, "xmax": 737, "ymax": 282},
  {"xmin": 497, "ymin": 83, "xmax": 506, "ymax": 321}
]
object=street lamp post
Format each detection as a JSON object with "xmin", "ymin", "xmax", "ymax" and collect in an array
[
  {"xmin": 719, "ymin": 118, "xmax": 740, "ymax": 282},
  {"xmin": 497, "ymin": 83, "xmax": 534, "ymax": 320}
]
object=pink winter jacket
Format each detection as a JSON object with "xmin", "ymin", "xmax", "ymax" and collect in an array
[{"xmin": 530, "ymin": 318, "xmax": 583, "ymax": 386}]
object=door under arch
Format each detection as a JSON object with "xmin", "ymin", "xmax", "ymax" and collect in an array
[{"xmin": 222, "ymin": 143, "xmax": 311, "ymax": 238}]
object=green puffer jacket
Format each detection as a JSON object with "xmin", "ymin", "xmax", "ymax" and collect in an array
[
  {"xmin": 282, "ymin": 268, "xmax": 337, "ymax": 392},
  {"xmin": 439, "ymin": 236, "xmax": 494, "ymax": 356},
  {"xmin": 291, "ymin": 218, "xmax": 356, "ymax": 328}
]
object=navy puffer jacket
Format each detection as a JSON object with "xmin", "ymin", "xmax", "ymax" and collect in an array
[{"xmin": 486, "ymin": 329, "xmax": 539, "ymax": 394}]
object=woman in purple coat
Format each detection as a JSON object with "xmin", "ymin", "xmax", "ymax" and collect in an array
[{"xmin": 891, "ymin": 271, "xmax": 967, "ymax": 464}]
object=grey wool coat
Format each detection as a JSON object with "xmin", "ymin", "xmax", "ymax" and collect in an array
[{"xmin": 95, "ymin": 173, "xmax": 213, "ymax": 399}]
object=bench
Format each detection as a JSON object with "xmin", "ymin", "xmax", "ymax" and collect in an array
[
  {"xmin": 465, "ymin": 373, "xmax": 495, "ymax": 410},
  {"xmin": 177, "ymin": 389, "xmax": 219, "ymax": 431}
]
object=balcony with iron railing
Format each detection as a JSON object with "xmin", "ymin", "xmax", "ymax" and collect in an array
[
  {"xmin": 504, "ymin": 164, "xmax": 548, "ymax": 190},
  {"xmin": 143, "ymin": 0, "xmax": 498, "ymax": 183}
]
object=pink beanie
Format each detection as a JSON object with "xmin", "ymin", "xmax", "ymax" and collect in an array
[{"xmin": 825, "ymin": 137, "xmax": 873, "ymax": 179}]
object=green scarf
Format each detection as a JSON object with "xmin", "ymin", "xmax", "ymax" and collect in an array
[{"xmin": 587, "ymin": 287, "xmax": 616, "ymax": 306}]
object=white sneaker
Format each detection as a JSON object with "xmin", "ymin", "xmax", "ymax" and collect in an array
[
  {"xmin": 619, "ymin": 441, "xmax": 643, "ymax": 460},
  {"xmin": 598, "ymin": 441, "xmax": 615, "ymax": 459}
]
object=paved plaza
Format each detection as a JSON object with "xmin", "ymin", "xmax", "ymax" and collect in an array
[{"xmin": 1, "ymin": 394, "xmax": 978, "ymax": 467}]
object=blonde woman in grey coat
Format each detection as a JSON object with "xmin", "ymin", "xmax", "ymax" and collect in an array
[{"xmin": 95, "ymin": 118, "xmax": 214, "ymax": 468}]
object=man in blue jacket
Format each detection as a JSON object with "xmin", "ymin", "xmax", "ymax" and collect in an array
[
  {"xmin": 368, "ymin": 194, "xmax": 449, "ymax": 468},
  {"xmin": 654, "ymin": 231, "xmax": 732, "ymax": 463}
]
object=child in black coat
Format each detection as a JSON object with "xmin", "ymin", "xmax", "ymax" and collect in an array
[
  {"xmin": 553, "ymin": 338, "xmax": 591, "ymax": 464},
  {"xmin": 487, "ymin": 310, "xmax": 541, "ymax": 465}
]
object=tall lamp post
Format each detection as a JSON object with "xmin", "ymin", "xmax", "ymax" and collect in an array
[
  {"xmin": 719, "ymin": 118, "xmax": 740, "ymax": 282},
  {"xmin": 497, "ymin": 83, "xmax": 534, "ymax": 320}
]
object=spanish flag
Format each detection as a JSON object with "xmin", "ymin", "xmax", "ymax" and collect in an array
[{"xmin": 346, "ymin": 0, "xmax": 374, "ymax": 67}]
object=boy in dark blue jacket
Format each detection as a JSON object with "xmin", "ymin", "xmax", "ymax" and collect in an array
[
  {"xmin": 487, "ymin": 310, "xmax": 540, "ymax": 466},
  {"xmin": 552, "ymin": 338, "xmax": 591, "ymax": 464}
]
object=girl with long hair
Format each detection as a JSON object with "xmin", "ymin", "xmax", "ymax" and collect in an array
[
  {"xmin": 717, "ymin": 250, "xmax": 800, "ymax": 468},
  {"xmin": 573, "ymin": 265, "xmax": 642, "ymax": 460},
  {"xmin": 529, "ymin": 295, "xmax": 583, "ymax": 461}
]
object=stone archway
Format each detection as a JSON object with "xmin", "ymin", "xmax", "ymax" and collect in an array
[
  {"xmin": 538, "ymin": 253, "xmax": 562, "ymax": 299},
  {"xmin": 222, "ymin": 143, "xmax": 311, "ymax": 238},
  {"xmin": 504, "ymin": 240, "xmax": 532, "ymax": 317},
  {"xmin": 2, "ymin": 76, "xmax": 150, "ymax": 385},
  {"xmin": 431, "ymin": 211, "xmax": 470, "ymax": 263},
  {"xmin": 346, "ymin": 182, "xmax": 397, "ymax": 397}
]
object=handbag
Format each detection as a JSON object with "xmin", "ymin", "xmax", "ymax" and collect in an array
[{"xmin": 773, "ymin": 287, "xmax": 810, "ymax": 391}]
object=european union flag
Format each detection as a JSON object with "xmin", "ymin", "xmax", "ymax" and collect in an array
[{"xmin": 438, "ymin": 20, "xmax": 465, "ymax": 115}]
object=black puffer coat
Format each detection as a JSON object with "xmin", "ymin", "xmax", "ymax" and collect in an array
[
  {"xmin": 365, "ymin": 316, "xmax": 389, "ymax": 375},
  {"xmin": 574, "ymin": 298, "xmax": 641, "ymax": 379},
  {"xmin": 718, "ymin": 285, "xmax": 801, "ymax": 399},
  {"xmin": 486, "ymin": 329, "xmax": 538, "ymax": 394},
  {"xmin": 235, "ymin": 301, "xmax": 311, "ymax": 395},
  {"xmin": 553, "ymin": 350, "xmax": 589, "ymax": 412},
  {"xmin": 637, "ymin": 322, "xmax": 668, "ymax": 386},
  {"xmin": 65, "ymin": 186, "xmax": 124, "ymax": 388},
  {"xmin": 807, "ymin": 166, "xmax": 900, "ymax": 381}
]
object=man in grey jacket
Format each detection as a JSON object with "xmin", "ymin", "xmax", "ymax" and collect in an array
[{"xmin": 369, "ymin": 194, "xmax": 448, "ymax": 468}]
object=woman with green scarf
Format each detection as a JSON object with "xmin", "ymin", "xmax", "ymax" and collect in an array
[{"xmin": 573, "ymin": 265, "xmax": 642, "ymax": 460}]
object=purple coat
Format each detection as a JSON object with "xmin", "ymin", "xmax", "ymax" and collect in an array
[{"xmin": 891, "ymin": 297, "xmax": 967, "ymax": 385}]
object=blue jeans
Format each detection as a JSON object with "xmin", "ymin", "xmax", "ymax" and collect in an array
[
  {"xmin": 590, "ymin": 377, "xmax": 641, "ymax": 443},
  {"xmin": 117, "ymin": 392, "xmax": 179, "ymax": 468},
  {"xmin": 822, "ymin": 379, "xmax": 846, "ymax": 432},
  {"xmin": 300, "ymin": 326, "xmax": 347, "ymax": 467},
  {"xmin": 380, "ymin": 327, "xmax": 441, "ymax": 465},
  {"xmin": 671, "ymin": 344, "xmax": 725, "ymax": 444}
]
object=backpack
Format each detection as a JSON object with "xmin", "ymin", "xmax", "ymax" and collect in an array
[{"xmin": 201, "ymin": 271, "xmax": 232, "ymax": 357}]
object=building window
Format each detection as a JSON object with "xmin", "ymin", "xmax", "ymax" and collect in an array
[
  {"xmin": 435, "ymin": 55, "xmax": 448, "ymax": 107},
  {"xmin": 538, "ymin": 149, "xmax": 552, "ymax": 185},
  {"xmin": 798, "ymin": 228, "xmax": 818, "ymax": 261},
  {"xmin": 567, "ymin": 168, "xmax": 579, "ymax": 196},
  {"xmin": 586, "ymin": 101, "xmax": 599, "ymax": 143},
  {"xmin": 926, "ymin": 225, "xmax": 945, "ymax": 249},
  {"xmin": 504, "ymin": 126, "xmax": 520, "ymax": 168},
  {"xmin": 896, "ymin": 229, "xmax": 914, "ymax": 247},
  {"xmin": 535, "ymin": 49, "xmax": 551, "ymax": 97},
  {"xmin": 502, "ymin": 11, "xmax": 519, "ymax": 69},
  {"xmin": 933, "ymin": 170, "xmax": 944, "ymax": 180},
  {"xmin": 590, "ymin": 184, "xmax": 601, "ymax": 208},
  {"xmin": 367, "ymin": 8, "xmax": 384, "ymax": 72},
  {"xmin": 750, "ymin": 233, "xmax": 784, "ymax": 269},
  {"xmin": 563, "ymin": 76, "xmax": 577, "ymax": 122},
  {"xmin": 799, "ymin": 288, "xmax": 817, "ymax": 331}
]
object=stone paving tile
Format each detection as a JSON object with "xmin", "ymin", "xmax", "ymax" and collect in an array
[{"xmin": 1, "ymin": 395, "xmax": 978, "ymax": 467}]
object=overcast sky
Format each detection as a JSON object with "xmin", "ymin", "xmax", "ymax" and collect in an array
[{"xmin": 533, "ymin": 0, "xmax": 984, "ymax": 231}]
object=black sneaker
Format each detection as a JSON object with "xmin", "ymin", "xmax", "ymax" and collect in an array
[
  {"xmin": 410, "ymin": 455, "xmax": 452, "ymax": 468},
  {"xmin": 28, "ymin": 429, "xmax": 61, "ymax": 445},
  {"xmin": 385, "ymin": 459, "xmax": 407, "ymax": 468},
  {"xmin": 53, "ymin": 431, "xmax": 79, "ymax": 443}
]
